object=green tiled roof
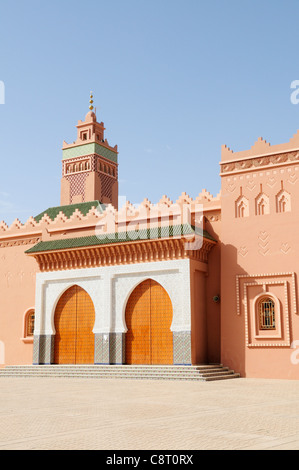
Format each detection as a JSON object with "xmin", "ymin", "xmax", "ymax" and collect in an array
[
  {"xmin": 26, "ymin": 224, "xmax": 216, "ymax": 254},
  {"xmin": 62, "ymin": 143, "xmax": 118, "ymax": 163},
  {"xmin": 34, "ymin": 200, "xmax": 104, "ymax": 223}
]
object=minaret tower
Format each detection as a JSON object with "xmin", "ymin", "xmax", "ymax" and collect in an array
[{"xmin": 60, "ymin": 93, "xmax": 119, "ymax": 208}]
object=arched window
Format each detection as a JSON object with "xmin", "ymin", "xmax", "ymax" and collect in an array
[
  {"xmin": 22, "ymin": 309, "xmax": 35, "ymax": 343},
  {"xmin": 259, "ymin": 298, "xmax": 275, "ymax": 330},
  {"xmin": 26, "ymin": 310, "xmax": 35, "ymax": 336}
]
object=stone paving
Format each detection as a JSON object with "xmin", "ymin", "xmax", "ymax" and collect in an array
[{"xmin": 0, "ymin": 377, "xmax": 298, "ymax": 450}]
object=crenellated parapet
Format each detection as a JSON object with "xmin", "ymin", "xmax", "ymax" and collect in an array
[
  {"xmin": 221, "ymin": 131, "xmax": 299, "ymax": 175},
  {"xmin": 0, "ymin": 190, "xmax": 221, "ymax": 249}
]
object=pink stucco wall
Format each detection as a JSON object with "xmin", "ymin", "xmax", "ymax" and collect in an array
[
  {"xmin": 0, "ymin": 242, "xmax": 38, "ymax": 365},
  {"xmin": 220, "ymin": 134, "xmax": 299, "ymax": 379}
]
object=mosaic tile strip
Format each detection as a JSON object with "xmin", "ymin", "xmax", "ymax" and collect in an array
[
  {"xmin": 110, "ymin": 333, "xmax": 125, "ymax": 364},
  {"xmin": 173, "ymin": 331, "xmax": 191, "ymax": 365},
  {"xmin": 33, "ymin": 335, "xmax": 54, "ymax": 365},
  {"xmin": 63, "ymin": 143, "xmax": 118, "ymax": 163},
  {"xmin": 94, "ymin": 333, "xmax": 110, "ymax": 364}
]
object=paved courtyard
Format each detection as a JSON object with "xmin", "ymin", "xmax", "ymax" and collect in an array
[{"xmin": 0, "ymin": 377, "xmax": 298, "ymax": 450}]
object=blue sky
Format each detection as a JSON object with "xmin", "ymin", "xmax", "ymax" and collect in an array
[{"xmin": 1, "ymin": 0, "xmax": 299, "ymax": 224}]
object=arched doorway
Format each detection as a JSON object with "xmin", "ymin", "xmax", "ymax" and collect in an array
[
  {"xmin": 125, "ymin": 279, "xmax": 173, "ymax": 365},
  {"xmin": 54, "ymin": 285, "xmax": 95, "ymax": 364}
]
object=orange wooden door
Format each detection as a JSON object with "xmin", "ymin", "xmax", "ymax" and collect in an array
[
  {"xmin": 125, "ymin": 280, "xmax": 151, "ymax": 364},
  {"xmin": 54, "ymin": 286, "xmax": 77, "ymax": 364},
  {"xmin": 54, "ymin": 286, "xmax": 95, "ymax": 364},
  {"xmin": 76, "ymin": 287, "xmax": 96, "ymax": 364},
  {"xmin": 150, "ymin": 280, "xmax": 173, "ymax": 365},
  {"xmin": 125, "ymin": 280, "xmax": 173, "ymax": 365}
]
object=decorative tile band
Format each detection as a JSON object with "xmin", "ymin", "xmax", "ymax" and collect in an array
[
  {"xmin": 94, "ymin": 333, "xmax": 110, "ymax": 364},
  {"xmin": 173, "ymin": 331, "xmax": 191, "ymax": 365},
  {"xmin": 109, "ymin": 333, "xmax": 125, "ymax": 364},
  {"xmin": 62, "ymin": 142, "xmax": 118, "ymax": 163},
  {"xmin": 33, "ymin": 335, "xmax": 54, "ymax": 365},
  {"xmin": 34, "ymin": 331, "xmax": 192, "ymax": 365}
]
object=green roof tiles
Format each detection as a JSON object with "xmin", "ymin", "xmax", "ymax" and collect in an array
[
  {"xmin": 34, "ymin": 200, "xmax": 104, "ymax": 223},
  {"xmin": 26, "ymin": 224, "xmax": 216, "ymax": 254},
  {"xmin": 62, "ymin": 143, "xmax": 118, "ymax": 163}
]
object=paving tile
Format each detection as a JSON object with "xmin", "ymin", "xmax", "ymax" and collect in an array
[{"xmin": 0, "ymin": 378, "xmax": 298, "ymax": 450}]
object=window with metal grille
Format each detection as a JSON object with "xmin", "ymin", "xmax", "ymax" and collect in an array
[
  {"xmin": 259, "ymin": 298, "xmax": 275, "ymax": 330},
  {"xmin": 26, "ymin": 310, "xmax": 35, "ymax": 337}
]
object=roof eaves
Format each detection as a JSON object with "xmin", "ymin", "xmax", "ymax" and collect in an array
[{"xmin": 25, "ymin": 224, "xmax": 216, "ymax": 255}]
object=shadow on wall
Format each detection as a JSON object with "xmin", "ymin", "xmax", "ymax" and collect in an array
[
  {"xmin": 204, "ymin": 219, "xmax": 221, "ymax": 365},
  {"xmin": 220, "ymin": 242, "xmax": 248, "ymax": 377}
]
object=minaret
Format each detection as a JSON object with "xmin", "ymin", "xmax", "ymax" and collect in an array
[{"xmin": 60, "ymin": 93, "xmax": 119, "ymax": 208}]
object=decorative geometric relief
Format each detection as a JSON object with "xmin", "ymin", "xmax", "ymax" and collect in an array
[
  {"xmin": 238, "ymin": 246, "xmax": 248, "ymax": 258},
  {"xmin": 258, "ymin": 231, "xmax": 270, "ymax": 256},
  {"xmin": 255, "ymin": 191, "xmax": 270, "ymax": 216},
  {"xmin": 276, "ymin": 189, "xmax": 291, "ymax": 213},
  {"xmin": 100, "ymin": 172, "xmax": 114, "ymax": 200},
  {"xmin": 236, "ymin": 272, "xmax": 297, "ymax": 316},
  {"xmin": 266, "ymin": 174, "xmax": 277, "ymax": 188},
  {"xmin": 236, "ymin": 272, "xmax": 298, "ymax": 348},
  {"xmin": 244, "ymin": 282, "xmax": 290, "ymax": 347},
  {"xmin": 65, "ymin": 172, "xmax": 89, "ymax": 204},
  {"xmin": 287, "ymin": 168, "xmax": 298, "ymax": 185},
  {"xmin": 245, "ymin": 177, "xmax": 256, "ymax": 192},
  {"xmin": 235, "ymin": 192, "xmax": 249, "ymax": 218},
  {"xmin": 275, "ymin": 181, "xmax": 291, "ymax": 213},
  {"xmin": 280, "ymin": 243, "xmax": 291, "ymax": 255},
  {"xmin": 225, "ymin": 179, "xmax": 237, "ymax": 193}
]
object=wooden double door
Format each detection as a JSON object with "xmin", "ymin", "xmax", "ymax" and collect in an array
[
  {"xmin": 54, "ymin": 286, "xmax": 95, "ymax": 364},
  {"xmin": 125, "ymin": 279, "xmax": 173, "ymax": 365}
]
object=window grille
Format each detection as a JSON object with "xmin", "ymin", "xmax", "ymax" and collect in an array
[
  {"xmin": 259, "ymin": 298, "xmax": 275, "ymax": 330},
  {"xmin": 26, "ymin": 310, "xmax": 35, "ymax": 337}
]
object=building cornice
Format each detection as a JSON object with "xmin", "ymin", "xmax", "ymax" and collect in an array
[{"xmin": 27, "ymin": 236, "xmax": 216, "ymax": 272}]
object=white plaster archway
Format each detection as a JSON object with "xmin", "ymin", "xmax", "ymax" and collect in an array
[
  {"xmin": 34, "ymin": 259, "xmax": 191, "ymax": 337},
  {"xmin": 50, "ymin": 282, "xmax": 97, "ymax": 335}
]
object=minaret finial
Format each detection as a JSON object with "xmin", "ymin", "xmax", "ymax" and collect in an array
[{"xmin": 89, "ymin": 91, "xmax": 94, "ymax": 111}]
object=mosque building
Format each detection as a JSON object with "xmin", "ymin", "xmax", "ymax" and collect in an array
[{"xmin": 0, "ymin": 94, "xmax": 298, "ymax": 380}]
